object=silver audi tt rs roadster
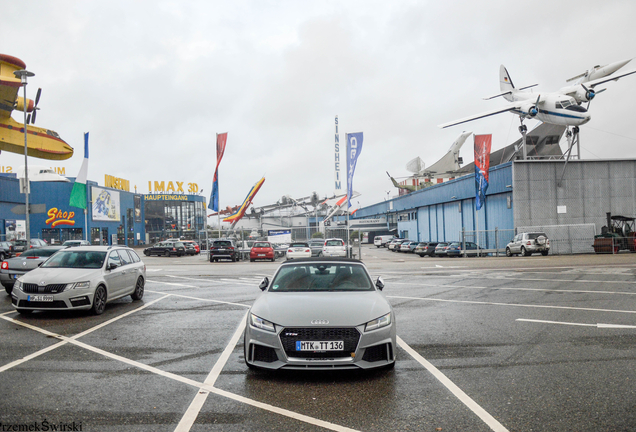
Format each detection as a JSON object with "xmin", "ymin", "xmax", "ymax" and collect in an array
[{"xmin": 244, "ymin": 258, "xmax": 396, "ymax": 370}]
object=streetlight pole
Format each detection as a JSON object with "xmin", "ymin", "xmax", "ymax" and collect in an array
[{"xmin": 13, "ymin": 69, "xmax": 35, "ymax": 247}]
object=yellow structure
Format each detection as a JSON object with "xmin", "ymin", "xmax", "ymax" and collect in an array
[{"xmin": 0, "ymin": 53, "xmax": 73, "ymax": 160}]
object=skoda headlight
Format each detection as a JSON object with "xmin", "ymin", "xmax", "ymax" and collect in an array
[
  {"xmin": 69, "ymin": 281, "xmax": 90, "ymax": 290},
  {"xmin": 14, "ymin": 280, "xmax": 23, "ymax": 292},
  {"xmin": 365, "ymin": 312, "xmax": 391, "ymax": 332},
  {"xmin": 250, "ymin": 313, "xmax": 276, "ymax": 332}
]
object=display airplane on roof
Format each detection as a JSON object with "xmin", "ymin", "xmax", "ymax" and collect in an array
[
  {"xmin": 0, "ymin": 54, "xmax": 73, "ymax": 160},
  {"xmin": 439, "ymin": 63, "xmax": 636, "ymax": 129}
]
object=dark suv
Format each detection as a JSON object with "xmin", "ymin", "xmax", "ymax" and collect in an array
[
  {"xmin": 143, "ymin": 241, "xmax": 186, "ymax": 257},
  {"xmin": 209, "ymin": 239, "xmax": 238, "ymax": 262}
]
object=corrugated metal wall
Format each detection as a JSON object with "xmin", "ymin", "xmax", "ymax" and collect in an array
[{"xmin": 513, "ymin": 159, "xmax": 636, "ymax": 233}]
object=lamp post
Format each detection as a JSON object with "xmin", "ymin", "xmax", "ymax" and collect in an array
[{"xmin": 13, "ymin": 69, "xmax": 35, "ymax": 246}]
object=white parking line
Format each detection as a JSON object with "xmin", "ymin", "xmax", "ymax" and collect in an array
[
  {"xmin": 397, "ymin": 336, "xmax": 509, "ymax": 432},
  {"xmin": 4, "ymin": 308, "xmax": 360, "ymax": 432},
  {"xmin": 146, "ymin": 290, "xmax": 250, "ymax": 308},
  {"xmin": 0, "ymin": 294, "xmax": 170, "ymax": 373},
  {"xmin": 517, "ymin": 318, "xmax": 636, "ymax": 329},
  {"xmin": 174, "ymin": 312, "xmax": 247, "ymax": 432},
  {"xmin": 146, "ymin": 279, "xmax": 198, "ymax": 288},
  {"xmin": 388, "ymin": 295, "xmax": 636, "ymax": 315},
  {"xmin": 390, "ymin": 281, "xmax": 636, "ymax": 296}
]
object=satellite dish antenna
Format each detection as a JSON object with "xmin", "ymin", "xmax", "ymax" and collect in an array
[{"xmin": 406, "ymin": 157, "xmax": 425, "ymax": 175}]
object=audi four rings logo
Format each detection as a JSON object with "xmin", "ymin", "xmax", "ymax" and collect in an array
[{"xmin": 311, "ymin": 320, "xmax": 329, "ymax": 325}]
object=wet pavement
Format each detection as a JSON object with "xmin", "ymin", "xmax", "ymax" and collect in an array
[{"xmin": 1, "ymin": 246, "xmax": 636, "ymax": 431}]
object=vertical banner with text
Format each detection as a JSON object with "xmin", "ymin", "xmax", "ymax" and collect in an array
[
  {"xmin": 346, "ymin": 132, "xmax": 364, "ymax": 209},
  {"xmin": 209, "ymin": 132, "xmax": 228, "ymax": 211},
  {"xmin": 474, "ymin": 134, "xmax": 492, "ymax": 211}
]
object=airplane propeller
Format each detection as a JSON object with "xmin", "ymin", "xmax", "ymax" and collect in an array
[
  {"xmin": 26, "ymin": 88, "xmax": 41, "ymax": 125},
  {"xmin": 528, "ymin": 94, "xmax": 541, "ymax": 117},
  {"xmin": 580, "ymin": 83, "xmax": 604, "ymax": 109}
]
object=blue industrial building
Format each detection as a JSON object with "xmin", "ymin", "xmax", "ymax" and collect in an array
[
  {"xmin": 353, "ymin": 162, "xmax": 513, "ymax": 245},
  {"xmin": 352, "ymin": 158, "xmax": 636, "ymax": 254},
  {"xmin": 0, "ymin": 174, "xmax": 206, "ymax": 245}
]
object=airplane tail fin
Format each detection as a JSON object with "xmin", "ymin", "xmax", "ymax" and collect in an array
[
  {"xmin": 500, "ymin": 65, "xmax": 515, "ymax": 94},
  {"xmin": 386, "ymin": 172, "xmax": 400, "ymax": 188}
]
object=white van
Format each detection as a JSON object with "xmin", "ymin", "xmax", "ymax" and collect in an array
[{"xmin": 373, "ymin": 235, "xmax": 395, "ymax": 248}]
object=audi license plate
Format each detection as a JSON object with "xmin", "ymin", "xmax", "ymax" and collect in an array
[
  {"xmin": 296, "ymin": 341, "xmax": 344, "ymax": 351},
  {"xmin": 27, "ymin": 295, "xmax": 53, "ymax": 302}
]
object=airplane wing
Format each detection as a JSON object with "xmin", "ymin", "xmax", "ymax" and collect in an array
[
  {"xmin": 584, "ymin": 69, "xmax": 636, "ymax": 89},
  {"xmin": 0, "ymin": 54, "xmax": 24, "ymax": 120},
  {"xmin": 438, "ymin": 103, "xmax": 524, "ymax": 129}
]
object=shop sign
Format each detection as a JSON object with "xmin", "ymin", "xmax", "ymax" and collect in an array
[
  {"xmin": 1, "ymin": 166, "xmax": 65, "ymax": 174},
  {"xmin": 144, "ymin": 194, "xmax": 188, "ymax": 201},
  {"xmin": 148, "ymin": 181, "xmax": 199, "ymax": 194},
  {"xmin": 105, "ymin": 174, "xmax": 130, "ymax": 192},
  {"xmin": 45, "ymin": 208, "xmax": 76, "ymax": 227}
]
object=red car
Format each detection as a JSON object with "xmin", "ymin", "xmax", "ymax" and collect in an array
[{"xmin": 250, "ymin": 241, "xmax": 275, "ymax": 262}]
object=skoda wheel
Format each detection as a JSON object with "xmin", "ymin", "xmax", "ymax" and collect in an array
[
  {"xmin": 131, "ymin": 277, "xmax": 144, "ymax": 301},
  {"xmin": 91, "ymin": 285, "xmax": 107, "ymax": 315},
  {"xmin": 506, "ymin": 248, "xmax": 512, "ymax": 257}
]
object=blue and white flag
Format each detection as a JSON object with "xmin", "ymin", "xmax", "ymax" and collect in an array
[{"xmin": 346, "ymin": 132, "xmax": 363, "ymax": 209}]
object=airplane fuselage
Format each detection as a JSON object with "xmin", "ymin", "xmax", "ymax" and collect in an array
[
  {"xmin": 506, "ymin": 92, "xmax": 591, "ymax": 126},
  {"xmin": 0, "ymin": 116, "xmax": 73, "ymax": 160}
]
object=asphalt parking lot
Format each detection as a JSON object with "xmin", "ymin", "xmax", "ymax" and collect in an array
[{"xmin": 1, "ymin": 246, "xmax": 636, "ymax": 431}]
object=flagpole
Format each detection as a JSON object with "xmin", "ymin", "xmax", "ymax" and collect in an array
[{"xmin": 216, "ymin": 133, "xmax": 221, "ymax": 240}]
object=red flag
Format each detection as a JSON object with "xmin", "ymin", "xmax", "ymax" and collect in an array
[{"xmin": 474, "ymin": 134, "xmax": 492, "ymax": 210}]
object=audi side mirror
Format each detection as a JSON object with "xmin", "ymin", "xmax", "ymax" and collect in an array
[
  {"xmin": 108, "ymin": 263, "xmax": 118, "ymax": 271},
  {"xmin": 376, "ymin": 276, "xmax": 385, "ymax": 291},
  {"xmin": 259, "ymin": 277, "xmax": 269, "ymax": 291}
]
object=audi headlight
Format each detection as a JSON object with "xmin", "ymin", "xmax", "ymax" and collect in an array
[
  {"xmin": 250, "ymin": 313, "xmax": 276, "ymax": 332},
  {"xmin": 69, "ymin": 281, "xmax": 90, "ymax": 290},
  {"xmin": 365, "ymin": 312, "xmax": 391, "ymax": 332}
]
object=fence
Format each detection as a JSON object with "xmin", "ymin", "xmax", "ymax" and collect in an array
[
  {"xmin": 516, "ymin": 224, "xmax": 596, "ymax": 255},
  {"xmin": 461, "ymin": 228, "xmax": 515, "ymax": 256}
]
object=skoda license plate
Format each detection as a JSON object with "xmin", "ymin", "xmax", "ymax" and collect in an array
[
  {"xmin": 28, "ymin": 295, "xmax": 53, "ymax": 302},
  {"xmin": 296, "ymin": 341, "xmax": 344, "ymax": 351}
]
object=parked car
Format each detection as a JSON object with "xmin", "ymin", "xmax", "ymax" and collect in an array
[
  {"xmin": 399, "ymin": 241, "xmax": 418, "ymax": 253},
  {"xmin": 11, "ymin": 246, "xmax": 146, "ymax": 315},
  {"xmin": 414, "ymin": 242, "xmax": 439, "ymax": 257},
  {"xmin": 183, "ymin": 242, "xmax": 197, "ymax": 255},
  {"xmin": 373, "ymin": 235, "xmax": 395, "ymax": 248},
  {"xmin": 322, "ymin": 238, "xmax": 347, "ymax": 257},
  {"xmin": 62, "ymin": 240, "xmax": 91, "ymax": 247},
  {"xmin": 287, "ymin": 242, "xmax": 312, "ymax": 260},
  {"xmin": 1, "ymin": 246, "xmax": 67, "ymax": 294},
  {"xmin": 0, "ymin": 241, "xmax": 15, "ymax": 261},
  {"xmin": 273, "ymin": 243, "xmax": 289, "ymax": 259},
  {"xmin": 244, "ymin": 257, "xmax": 396, "ymax": 370},
  {"xmin": 434, "ymin": 242, "xmax": 451, "ymax": 257},
  {"xmin": 181, "ymin": 240, "xmax": 200, "ymax": 254},
  {"xmin": 506, "ymin": 232, "xmax": 550, "ymax": 256},
  {"xmin": 308, "ymin": 239, "xmax": 325, "ymax": 257},
  {"xmin": 388, "ymin": 239, "xmax": 407, "ymax": 252},
  {"xmin": 209, "ymin": 239, "xmax": 239, "ymax": 262},
  {"xmin": 446, "ymin": 242, "xmax": 484, "ymax": 257},
  {"xmin": 12, "ymin": 238, "xmax": 48, "ymax": 254},
  {"xmin": 250, "ymin": 241, "xmax": 275, "ymax": 262},
  {"xmin": 143, "ymin": 241, "xmax": 186, "ymax": 257}
]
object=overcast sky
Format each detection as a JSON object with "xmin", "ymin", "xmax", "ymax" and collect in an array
[{"xmin": 2, "ymin": 0, "xmax": 636, "ymax": 213}]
